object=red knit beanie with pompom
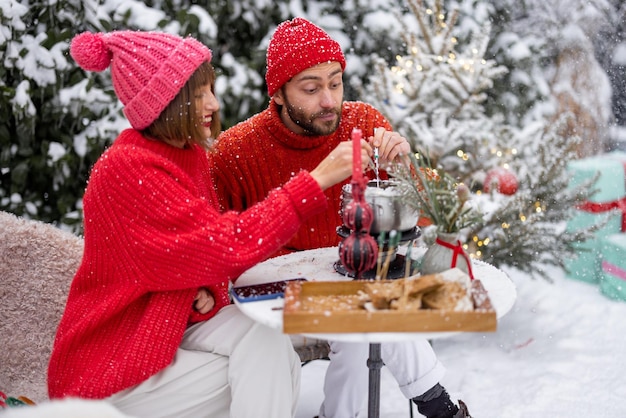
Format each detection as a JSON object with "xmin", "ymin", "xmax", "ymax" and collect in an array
[
  {"xmin": 70, "ymin": 31, "xmax": 212, "ymax": 130},
  {"xmin": 265, "ymin": 18, "xmax": 346, "ymax": 97}
]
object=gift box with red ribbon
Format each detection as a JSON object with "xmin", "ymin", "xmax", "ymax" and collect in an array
[
  {"xmin": 599, "ymin": 234, "xmax": 626, "ymax": 302},
  {"xmin": 564, "ymin": 152, "xmax": 626, "ymax": 283}
]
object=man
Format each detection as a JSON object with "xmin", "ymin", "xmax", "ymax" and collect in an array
[{"xmin": 210, "ymin": 17, "xmax": 471, "ymax": 418}]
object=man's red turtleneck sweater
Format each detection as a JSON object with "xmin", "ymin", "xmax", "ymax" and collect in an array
[
  {"xmin": 210, "ymin": 100, "xmax": 392, "ymax": 256},
  {"xmin": 48, "ymin": 129, "xmax": 327, "ymax": 399}
]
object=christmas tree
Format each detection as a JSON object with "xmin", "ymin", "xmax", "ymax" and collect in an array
[{"xmin": 361, "ymin": 0, "xmax": 600, "ymax": 280}]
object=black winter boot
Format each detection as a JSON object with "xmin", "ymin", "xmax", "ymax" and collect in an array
[{"xmin": 412, "ymin": 383, "xmax": 471, "ymax": 418}]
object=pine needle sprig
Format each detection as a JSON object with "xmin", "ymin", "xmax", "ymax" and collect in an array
[{"xmin": 390, "ymin": 151, "xmax": 483, "ymax": 234}]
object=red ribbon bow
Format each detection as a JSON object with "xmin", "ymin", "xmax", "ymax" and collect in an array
[
  {"xmin": 434, "ymin": 237, "xmax": 475, "ymax": 280},
  {"xmin": 576, "ymin": 197, "xmax": 626, "ymax": 232}
]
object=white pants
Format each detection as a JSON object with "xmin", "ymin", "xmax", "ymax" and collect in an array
[
  {"xmin": 319, "ymin": 339, "xmax": 445, "ymax": 418},
  {"xmin": 106, "ymin": 305, "xmax": 300, "ymax": 418}
]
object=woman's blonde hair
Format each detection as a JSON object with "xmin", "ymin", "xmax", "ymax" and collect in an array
[{"xmin": 142, "ymin": 61, "xmax": 220, "ymax": 149}]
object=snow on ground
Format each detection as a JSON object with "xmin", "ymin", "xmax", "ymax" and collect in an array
[{"xmin": 296, "ymin": 265, "xmax": 626, "ymax": 417}]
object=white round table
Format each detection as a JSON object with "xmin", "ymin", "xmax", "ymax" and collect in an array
[{"xmin": 235, "ymin": 246, "xmax": 517, "ymax": 341}]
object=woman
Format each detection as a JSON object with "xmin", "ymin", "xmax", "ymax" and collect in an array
[{"xmin": 47, "ymin": 30, "xmax": 372, "ymax": 418}]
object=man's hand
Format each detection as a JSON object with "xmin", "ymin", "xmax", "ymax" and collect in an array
[
  {"xmin": 194, "ymin": 288, "xmax": 215, "ymax": 314},
  {"xmin": 369, "ymin": 127, "xmax": 411, "ymax": 165}
]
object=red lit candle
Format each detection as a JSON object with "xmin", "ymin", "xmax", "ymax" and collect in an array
[{"xmin": 352, "ymin": 128, "xmax": 363, "ymax": 184}]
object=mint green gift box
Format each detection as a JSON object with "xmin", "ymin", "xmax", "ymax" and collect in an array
[
  {"xmin": 564, "ymin": 152, "xmax": 626, "ymax": 283},
  {"xmin": 599, "ymin": 234, "xmax": 626, "ymax": 302}
]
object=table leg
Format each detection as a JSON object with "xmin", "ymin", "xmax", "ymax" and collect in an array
[{"xmin": 367, "ymin": 342, "xmax": 383, "ymax": 418}]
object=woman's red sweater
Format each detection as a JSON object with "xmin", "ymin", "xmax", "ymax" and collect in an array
[{"xmin": 48, "ymin": 129, "xmax": 327, "ymax": 399}]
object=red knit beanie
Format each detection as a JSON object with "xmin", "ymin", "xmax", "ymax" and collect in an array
[
  {"xmin": 70, "ymin": 31, "xmax": 212, "ymax": 130},
  {"xmin": 265, "ymin": 18, "xmax": 346, "ymax": 97}
]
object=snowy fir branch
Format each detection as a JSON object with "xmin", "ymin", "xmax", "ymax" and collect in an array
[
  {"xmin": 468, "ymin": 116, "xmax": 600, "ymax": 280},
  {"xmin": 390, "ymin": 151, "xmax": 484, "ymax": 234}
]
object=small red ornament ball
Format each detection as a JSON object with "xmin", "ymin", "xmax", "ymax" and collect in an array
[{"xmin": 483, "ymin": 167, "xmax": 518, "ymax": 195}]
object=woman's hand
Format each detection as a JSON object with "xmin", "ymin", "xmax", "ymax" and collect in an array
[
  {"xmin": 310, "ymin": 139, "xmax": 372, "ymax": 190},
  {"xmin": 194, "ymin": 288, "xmax": 215, "ymax": 314}
]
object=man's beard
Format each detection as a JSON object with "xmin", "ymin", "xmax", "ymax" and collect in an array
[{"xmin": 284, "ymin": 98, "xmax": 342, "ymax": 136}]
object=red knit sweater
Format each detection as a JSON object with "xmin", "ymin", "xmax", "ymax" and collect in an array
[
  {"xmin": 48, "ymin": 129, "xmax": 327, "ymax": 399},
  {"xmin": 210, "ymin": 100, "xmax": 391, "ymax": 256}
]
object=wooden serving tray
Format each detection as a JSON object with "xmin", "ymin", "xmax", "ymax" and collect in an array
[{"xmin": 283, "ymin": 279, "xmax": 496, "ymax": 334}]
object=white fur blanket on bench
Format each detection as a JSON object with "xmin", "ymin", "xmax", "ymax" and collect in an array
[{"xmin": 0, "ymin": 211, "xmax": 83, "ymax": 403}]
